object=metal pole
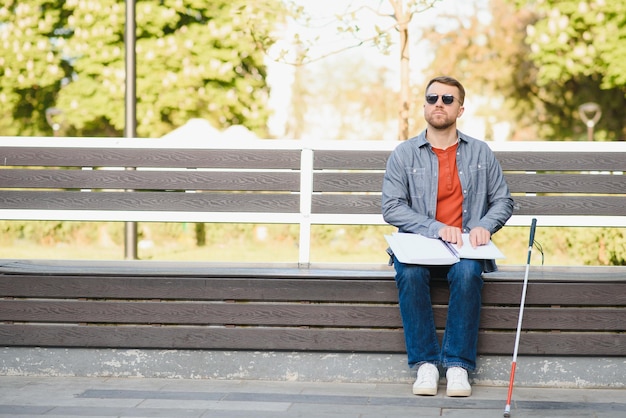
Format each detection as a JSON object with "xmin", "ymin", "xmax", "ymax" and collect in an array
[
  {"xmin": 124, "ymin": 0, "xmax": 138, "ymax": 259},
  {"xmin": 578, "ymin": 102, "xmax": 601, "ymax": 142}
]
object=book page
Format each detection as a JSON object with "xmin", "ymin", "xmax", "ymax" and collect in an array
[
  {"xmin": 385, "ymin": 233, "xmax": 506, "ymax": 265},
  {"xmin": 384, "ymin": 233, "xmax": 459, "ymax": 265},
  {"xmin": 451, "ymin": 234, "xmax": 506, "ymax": 260}
]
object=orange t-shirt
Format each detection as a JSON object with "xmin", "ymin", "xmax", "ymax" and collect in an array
[{"xmin": 432, "ymin": 143, "xmax": 463, "ymax": 229}]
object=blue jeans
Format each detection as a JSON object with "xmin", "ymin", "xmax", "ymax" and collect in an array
[{"xmin": 393, "ymin": 257, "xmax": 483, "ymax": 371}]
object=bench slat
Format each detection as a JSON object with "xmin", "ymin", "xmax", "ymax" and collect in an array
[
  {"xmin": 0, "ymin": 276, "xmax": 398, "ymax": 302},
  {"xmin": 497, "ymin": 151, "xmax": 626, "ymax": 172},
  {"xmin": 513, "ymin": 196, "xmax": 626, "ymax": 216},
  {"xmin": 478, "ymin": 331, "xmax": 625, "ymax": 356},
  {"xmin": 312, "ymin": 172, "xmax": 626, "ymax": 195},
  {"xmin": 0, "ymin": 325, "xmax": 623, "ymax": 355},
  {"xmin": 313, "ymin": 150, "xmax": 389, "ymax": 170},
  {"xmin": 2, "ymin": 275, "xmax": 625, "ymax": 305},
  {"xmin": 0, "ymin": 300, "xmax": 400, "ymax": 327},
  {"xmin": 0, "ymin": 147, "xmax": 301, "ymax": 169},
  {"xmin": 314, "ymin": 172, "xmax": 383, "ymax": 193},
  {"xmin": 1, "ymin": 300, "xmax": 622, "ymax": 331},
  {"xmin": 0, "ymin": 170, "xmax": 300, "ymax": 192},
  {"xmin": 311, "ymin": 194, "xmax": 626, "ymax": 217},
  {"xmin": 505, "ymin": 173, "xmax": 626, "ymax": 194},
  {"xmin": 311, "ymin": 150, "xmax": 626, "ymax": 172},
  {"xmin": 0, "ymin": 190, "xmax": 300, "ymax": 213},
  {"xmin": 312, "ymin": 195, "xmax": 381, "ymax": 214}
]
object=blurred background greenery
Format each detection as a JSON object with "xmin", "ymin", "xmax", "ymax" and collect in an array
[
  {"xmin": 1, "ymin": 221, "xmax": 623, "ymax": 265},
  {"xmin": 0, "ymin": 0, "xmax": 624, "ymax": 141}
]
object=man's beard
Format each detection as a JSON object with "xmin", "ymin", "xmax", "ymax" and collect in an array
[{"xmin": 427, "ymin": 116, "xmax": 456, "ymax": 130}]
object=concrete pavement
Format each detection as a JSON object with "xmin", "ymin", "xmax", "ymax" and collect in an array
[{"xmin": 1, "ymin": 376, "xmax": 625, "ymax": 417}]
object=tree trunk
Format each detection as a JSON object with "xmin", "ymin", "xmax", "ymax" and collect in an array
[{"xmin": 390, "ymin": 1, "xmax": 411, "ymax": 141}]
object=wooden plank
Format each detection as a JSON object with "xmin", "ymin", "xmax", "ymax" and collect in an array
[
  {"xmin": 313, "ymin": 172, "xmax": 383, "ymax": 193},
  {"xmin": 311, "ymin": 194, "xmax": 381, "ymax": 215},
  {"xmin": 0, "ymin": 261, "xmax": 396, "ymax": 280},
  {"xmin": 0, "ymin": 276, "xmax": 399, "ymax": 302},
  {"xmin": 2, "ymin": 275, "xmax": 625, "ymax": 305},
  {"xmin": 484, "ymin": 265, "xmax": 626, "ymax": 282},
  {"xmin": 0, "ymin": 147, "xmax": 301, "ymax": 169},
  {"xmin": 0, "ymin": 324, "xmax": 623, "ymax": 355},
  {"xmin": 1, "ymin": 300, "xmax": 622, "ymax": 331},
  {"xmin": 312, "ymin": 171, "xmax": 626, "ymax": 194},
  {"xmin": 313, "ymin": 194, "xmax": 626, "ymax": 216},
  {"xmin": 512, "ymin": 196, "xmax": 626, "ymax": 216},
  {"xmin": 313, "ymin": 150, "xmax": 389, "ymax": 170},
  {"xmin": 478, "ymin": 331, "xmax": 626, "ymax": 356},
  {"xmin": 0, "ymin": 190, "xmax": 300, "ymax": 213},
  {"xmin": 0, "ymin": 300, "xmax": 402, "ymax": 327},
  {"xmin": 0, "ymin": 170, "xmax": 300, "ymax": 192},
  {"xmin": 478, "ymin": 306, "xmax": 625, "ymax": 331},
  {"xmin": 505, "ymin": 173, "xmax": 626, "ymax": 195},
  {"xmin": 312, "ymin": 150, "xmax": 626, "ymax": 172},
  {"xmin": 1, "ymin": 261, "xmax": 622, "ymax": 283},
  {"xmin": 475, "ymin": 282, "xmax": 626, "ymax": 306},
  {"xmin": 311, "ymin": 196, "xmax": 621, "ymax": 216},
  {"xmin": 496, "ymin": 151, "xmax": 626, "ymax": 172},
  {"xmin": 0, "ymin": 324, "xmax": 405, "ymax": 352}
]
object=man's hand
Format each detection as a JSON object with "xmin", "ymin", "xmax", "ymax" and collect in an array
[
  {"xmin": 438, "ymin": 226, "xmax": 491, "ymax": 248},
  {"xmin": 438, "ymin": 226, "xmax": 463, "ymax": 246},
  {"xmin": 469, "ymin": 227, "xmax": 491, "ymax": 248}
]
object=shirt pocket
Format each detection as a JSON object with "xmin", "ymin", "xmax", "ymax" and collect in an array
[
  {"xmin": 469, "ymin": 162, "xmax": 488, "ymax": 195},
  {"xmin": 406, "ymin": 166, "xmax": 426, "ymax": 199}
]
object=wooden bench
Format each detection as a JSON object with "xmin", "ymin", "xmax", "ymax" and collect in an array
[{"xmin": 0, "ymin": 137, "xmax": 625, "ymax": 358}]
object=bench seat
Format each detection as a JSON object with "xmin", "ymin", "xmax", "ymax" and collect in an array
[{"xmin": 1, "ymin": 260, "xmax": 624, "ymax": 356}]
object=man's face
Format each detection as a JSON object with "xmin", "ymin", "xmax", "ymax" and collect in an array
[{"xmin": 423, "ymin": 82, "xmax": 464, "ymax": 130}]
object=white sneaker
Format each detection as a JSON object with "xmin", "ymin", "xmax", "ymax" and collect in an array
[
  {"xmin": 446, "ymin": 367, "xmax": 472, "ymax": 397},
  {"xmin": 412, "ymin": 363, "xmax": 439, "ymax": 396}
]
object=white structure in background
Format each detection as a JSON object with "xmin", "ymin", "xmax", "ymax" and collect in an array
[{"xmin": 161, "ymin": 118, "xmax": 258, "ymax": 143}]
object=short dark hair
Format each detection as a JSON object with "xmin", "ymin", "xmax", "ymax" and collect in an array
[{"xmin": 426, "ymin": 76, "xmax": 465, "ymax": 105}]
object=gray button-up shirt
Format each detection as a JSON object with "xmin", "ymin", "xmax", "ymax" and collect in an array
[{"xmin": 381, "ymin": 130, "xmax": 514, "ymax": 272}]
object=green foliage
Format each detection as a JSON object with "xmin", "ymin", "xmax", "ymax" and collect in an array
[
  {"xmin": 0, "ymin": 220, "xmax": 121, "ymax": 246},
  {"xmin": 526, "ymin": 0, "xmax": 626, "ymax": 90},
  {"xmin": 492, "ymin": 226, "xmax": 625, "ymax": 266},
  {"xmin": 564, "ymin": 227, "xmax": 626, "ymax": 266},
  {"xmin": 0, "ymin": 0, "xmax": 286, "ymax": 137},
  {"xmin": 1, "ymin": 221, "xmax": 623, "ymax": 265},
  {"xmin": 0, "ymin": 0, "xmax": 69, "ymax": 135},
  {"xmin": 423, "ymin": 0, "xmax": 626, "ymax": 141},
  {"xmin": 522, "ymin": 0, "xmax": 626, "ymax": 140}
]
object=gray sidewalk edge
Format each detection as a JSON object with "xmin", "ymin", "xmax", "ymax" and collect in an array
[{"xmin": 1, "ymin": 347, "xmax": 624, "ymax": 389}]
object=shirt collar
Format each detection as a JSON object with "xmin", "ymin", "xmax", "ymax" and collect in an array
[{"xmin": 412, "ymin": 129, "xmax": 466, "ymax": 148}]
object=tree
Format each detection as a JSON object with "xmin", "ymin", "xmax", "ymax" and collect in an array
[
  {"xmin": 0, "ymin": 0, "xmax": 286, "ymax": 138},
  {"xmin": 422, "ymin": 0, "xmax": 625, "ymax": 141},
  {"xmin": 278, "ymin": 0, "xmax": 439, "ymax": 140},
  {"xmin": 0, "ymin": 0, "xmax": 69, "ymax": 135},
  {"xmin": 422, "ymin": 0, "xmax": 541, "ymax": 140},
  {"xmin": 521, "ymin": 0, "xmax": 626, "ymax": 140}
]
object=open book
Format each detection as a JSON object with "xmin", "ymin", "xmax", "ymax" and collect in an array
[{"xmin": 384, "ymin": 232, "xmax": 505, "ymax": 265}]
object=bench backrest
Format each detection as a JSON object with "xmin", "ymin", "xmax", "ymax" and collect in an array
[
  {"xmin": 1, "ymin": 137, "xmax": 625, "ymax": 264},
  {"xmin": 310, "ymin": 144, "xmax": 626, "ymax": 226}
]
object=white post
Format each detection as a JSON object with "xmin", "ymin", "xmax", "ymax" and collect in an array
[{"xmin": 298, "ymin": 148, "xmax": 314, "ymax": 267}]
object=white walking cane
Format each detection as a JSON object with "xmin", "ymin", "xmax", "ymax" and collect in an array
[{"xmin": 503, "ymin": 218, "xmax": 537, "ymax": 418}]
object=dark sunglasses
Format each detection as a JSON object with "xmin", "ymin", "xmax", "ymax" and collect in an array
[{"xmin": 425, "ymin": 94, "xmax": 456, "ymax": 105}]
